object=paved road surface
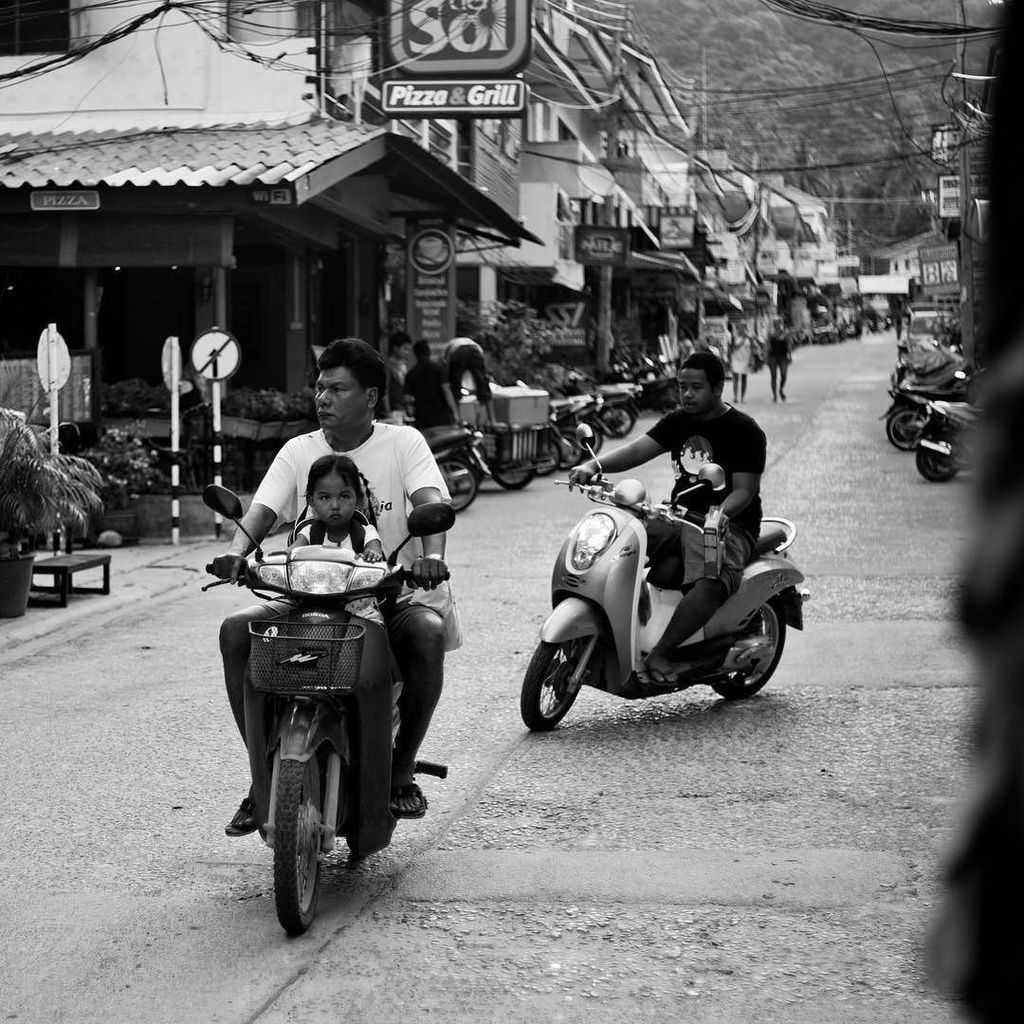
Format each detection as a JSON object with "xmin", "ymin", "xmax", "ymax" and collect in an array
[{"xmin": 0, "ymin": 331, "xmax": 976, "ymax": 1023}]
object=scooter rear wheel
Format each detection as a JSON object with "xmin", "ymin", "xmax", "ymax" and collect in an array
[
  {"xmin": 711, "ymin": 601, "xmax": 786, "ymax": 701},
  {"xmin": 598, "ymin": 404, "xmax": 637, "ymax": 439},
  {"xmin": 915, "ymin": 444, "xmax": 958, "ymax": 482},
  {"xmin": 273, "ymin": 753, "xmax": 323, "ymax": 936},
  {"xmin": 520, "ymin": 638, "xmax": 587, "ymax": 731}
]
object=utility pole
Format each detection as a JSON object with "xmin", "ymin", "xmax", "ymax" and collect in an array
[
  {"xmin": 955, "ymin": 0, "xmax": 976, "ymax": 365},
  {"xmin": 696, "ymin": 44, "xmax": 709, "ymax": 346},
  {"xmin": 596, "ymin": 25, "xmax": 625, "ymax": 375}
]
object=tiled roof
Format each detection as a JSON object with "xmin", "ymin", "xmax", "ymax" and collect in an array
[{"xmin": 0, "ymin": 120, "xmax": 386, "ymax": 189}]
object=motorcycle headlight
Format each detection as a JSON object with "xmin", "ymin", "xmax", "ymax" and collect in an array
[
  {"xmin": 256, "ymin": 564, "xmax": 288, "ymax": 588},
  {"xmin": 288, "ymin": 561, "xmax": 352, "ymax": 595},
  {"xmin": 570, "ymin": 513, "xmax": 617, "ymax": 570},
  {"xmin": 348, "ymin": 565, "xmax": 387, "ymax": 591}
]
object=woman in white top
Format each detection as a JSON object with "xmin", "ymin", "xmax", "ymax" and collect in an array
[{"xmin": 728, "ymin": 323, "xmax": 755, "ymax": 403}]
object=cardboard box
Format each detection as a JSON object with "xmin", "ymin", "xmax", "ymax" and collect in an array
[{"xmin": 489, "ymin": 385, "xmax": 549, "ymax": 426}]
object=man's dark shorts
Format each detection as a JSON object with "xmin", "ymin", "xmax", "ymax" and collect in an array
[
  {"xmin": 448, "ymin": 344, "xmax": 491, "ymax": 402},
  {"xmin": 646, "ymin": 519, "xmax": 756, "ymax": 596}
]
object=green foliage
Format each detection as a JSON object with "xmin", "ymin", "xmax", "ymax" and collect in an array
[
  {"xmin": 80, "ymin": 425, "xmax": 168, "ymax": 510},
  {"xmin": 100, "ymin": 378, "xmax": 170, "ymax": 417},
  {"xmin": 0, "ymin": 410, "xmax": 104, "ymax": 556},
  {"xmin": 456, "ymin": 300, "xmax": 567, "ymax": 392},
  {"xmin": 222, "ymin": 387, "xmax": 315, "ymax": 422}
]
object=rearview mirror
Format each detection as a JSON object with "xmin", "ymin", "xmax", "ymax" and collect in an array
[
  {"xmin": 697, "ymin": 463, "xmax": 727, "ymax": 491},
  {"xmin": 407, "ymin": 501, "xmax": 456, "ymax": 537},
  {"xmin": 576, "ymin": 422, "xmax": 595, "ymax": 444},
  {"xmin": 202, "ymin": 484, "xmax": 244, "ymax": 521}
]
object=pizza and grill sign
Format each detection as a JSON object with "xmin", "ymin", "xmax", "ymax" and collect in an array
[{"xmin": 383, "ymin": 0, "xmax": 531, "ymax": 117}]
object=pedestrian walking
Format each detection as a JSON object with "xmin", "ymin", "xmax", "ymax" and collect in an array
[
  {"xmin": 727, "ymin": 322, "xmax": 755, "ymax": 403},
  {"xmin": 385, "ymin": 331, "xmax": 413, "ymax": 422},
  {"xmin": 765, "ymin": 319, "xmax": 793, "ymax": 402},
  {"xmin": 405, "ymin": 340, "xmax": 456, "ymax": 428}
]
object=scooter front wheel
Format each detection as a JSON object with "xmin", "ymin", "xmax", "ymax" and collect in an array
[
  {"xmin": 520, "ymin": 638, "xmax": 588, "ymax": 731},
  {"xmin": 711, "ymin": 600, "xmax": 786, "ymax": 701},
  {"xmin": 885, "ymin": 408, "xmax": 925, "ymax": 451},
  {"xmin": 273, "ymin": 753, "xmax": 323, "ymax": 936}
]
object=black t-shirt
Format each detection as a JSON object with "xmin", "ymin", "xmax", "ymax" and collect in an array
[{"xmin": 647, "ymin": 406, "xmax": 767, "ymax": 540}]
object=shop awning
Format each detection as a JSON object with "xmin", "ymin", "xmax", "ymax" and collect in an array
[
  {"xmin": 0, "ymin": 119, "xmax": 538, "ymax": 246},
  {"xmin": 628, "ymin": 250, "xmax": 700, "ymax": 278}
]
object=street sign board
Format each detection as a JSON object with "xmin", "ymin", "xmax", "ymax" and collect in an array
[
  {"xmin": 574, "ymin": 226, "xmax": 630, "ymax": 267},
  {"xmin": 407, "ymin": 223, "xmax": 457, "ymax": 348},
  {"xmin": 190, "ymin": 329, "xmax": 241, "ymax": 381},
  {"xmin": 161, "ymin": 336, "xmax": 190, "ymax": 392},
  {"xmin": 659, "ymin": 213, "xmax": 695, "ymax": 250},
  {"xmin": 30, "ymin": 190, "xmax": 100, "ymax": 211},
  {"xmin": 36, "ymin": 326, "xmax": 70, "ymax": 390},
  {"xmin": 381, "ymin": 79, "xmax": 528, "ymax": 117},
  {"xmin": 938, "ymin": 175, "xmax": 960, "ymax": 219},
  {"xmin": 388, "ymin": 0, "xmax": 533, "ymax": 77},
  {"xmin": 918, "ymin": 243, "xmax": 960, "ymax": 294}
]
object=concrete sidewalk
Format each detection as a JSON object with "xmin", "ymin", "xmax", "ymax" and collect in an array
[{"xmin": 0, "ymin": 535, "xmax": 226, "ymax": 658}]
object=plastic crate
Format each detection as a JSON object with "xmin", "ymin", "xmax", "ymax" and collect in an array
[{"xmin": 249, "ymin": 617, "xmax": 365, "ymax": 695}]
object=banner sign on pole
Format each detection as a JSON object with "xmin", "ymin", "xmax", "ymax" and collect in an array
[
  {"xmin": 388, "ymin": 0, "xmax": 533, "ymax": 77},
  {"xmin": 937, "ymin": 175, "xmax": 960, "ymax": 219},
  {"xmin": 660, "ymin": 213, "xmax": 695, "ymax": 251},
  {"xmin": 406, "ymin": 223, "xmax": 457, "ymax": 349},
  {"xmin": 574, "ymin": 226, "xmax": 631, "ymax": 267}
]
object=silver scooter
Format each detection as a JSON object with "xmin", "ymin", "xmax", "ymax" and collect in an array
[{"xmin": 520, "ymin": 430, "xmax": 808, "ymax": 730}]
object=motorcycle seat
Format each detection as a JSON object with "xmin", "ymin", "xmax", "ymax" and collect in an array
[
  {"xmin": 419, "ymin": 425, "xmax": 472, "ymax": 447},
  {"xmin": 931, "ymin": 401, "xmax": 980, "ymax": 424}
]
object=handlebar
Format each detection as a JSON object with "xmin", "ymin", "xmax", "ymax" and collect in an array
[{"xmin": 556, "ymin": 478, "xmax": 712, "ymax": 530}]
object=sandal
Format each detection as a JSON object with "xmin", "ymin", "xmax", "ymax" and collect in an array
[
  {"xmin": 390, "ymin": 782, "xmax": 428, "ymax": 820},
  {"xmin": 638, "ymin": 653, "xmax": 677, "ymax": 688}
]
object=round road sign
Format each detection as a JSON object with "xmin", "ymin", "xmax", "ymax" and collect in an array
[
  {"xmin": 36, "ymin": 326, "xmax": 71, "ymax": 390},
  {"xmin": 190, "ymin": 328, "xmax": 241, "ymax": 382}
]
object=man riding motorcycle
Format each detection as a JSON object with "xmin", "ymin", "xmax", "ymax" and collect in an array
[
  {"xmin": 210, "ymin": 338, "xmax": 452, "ymax": 831},
  {"xmin": 569, "ymin": 351, "xmax": 767, "ymax": 686}
]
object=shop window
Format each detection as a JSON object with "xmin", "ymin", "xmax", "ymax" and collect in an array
[
  {"xmin": 0, "ymin": 0, "xmax": 69, "ymax": 56},
  {"xmin": 456, "ymin": 120, "xmax": 473, "ymax": 181}
]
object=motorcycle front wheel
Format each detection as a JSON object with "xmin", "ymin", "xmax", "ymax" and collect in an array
[
  {"xmin": 711, "ymin": 600, "xmax": 787, "ymax": 701},
  {"xmin": 885, "ymin": 408, "xmax": 925, "ymax": 451},
  {"xmin": 520, "ymin": 638, "xmax": 589, "ymax": 730},
  {"xmin": 438, "ymin": 453, "xmax": 480, "ymax": 512},
  {"xmin": 598, "ymin": 404, "xmax": 637, "ymax": 439},
  {"xmin": 915, "ymin": 444, "xmax": 958, "ymax": 482},
  {"xmin": 273, "ymin": 753, "xmax": 323, "ymax": 936}
]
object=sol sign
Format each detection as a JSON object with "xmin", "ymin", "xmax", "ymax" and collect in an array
[{"xmin": 388, "ymin": 0, "xmax": 533, "ymax": 76}]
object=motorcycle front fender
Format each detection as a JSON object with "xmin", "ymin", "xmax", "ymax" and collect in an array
[
  {"xmin": 919, "ymin": 438, "xmax": 953, "ymax": 456},
  {"xmin": 540, "ymin": 597, "xmax": 606, "ymax": 645},
  {"xmin": 276, "ymin": 700, "xmax": 350, "ymax": 765}
]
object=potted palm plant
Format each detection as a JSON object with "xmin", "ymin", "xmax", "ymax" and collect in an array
[{"xmin": 0, "ymin": 409, "xmax": 103, "ymax": 618}]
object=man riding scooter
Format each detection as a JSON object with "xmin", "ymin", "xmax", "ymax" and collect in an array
[
  {"xmin": 569, "ymin": 351, "xmax": 767, "ymax": 686},
  {"xmin": 209, "ymin": 338, "xmax": 453, "ymax": 831}
]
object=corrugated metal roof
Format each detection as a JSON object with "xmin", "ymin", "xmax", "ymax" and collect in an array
[{"xmin": 0, "ymin": 120, "xmax": 386, "ymax": 189}]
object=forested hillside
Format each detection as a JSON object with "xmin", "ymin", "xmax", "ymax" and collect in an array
[{"xmin": 631, "ymin": 0, "xmax": 1003, "ymax": 248}]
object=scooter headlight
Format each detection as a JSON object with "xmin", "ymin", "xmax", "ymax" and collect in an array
[
  {"xmin": 570, "ymin": 513, "xmax": 617, "ymax": 570},
  {"xmin": 348, "ymin": 565, "xmax": 387, "ymax": 591}
]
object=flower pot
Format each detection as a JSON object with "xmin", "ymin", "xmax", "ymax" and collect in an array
[
  {"xmin": 280, "ymin": 419, "xmax": 317, "ymax": 441},
  {"xmin": 221, "ymin": 416, "xmax": 260, "ymax": 440},
  {"xmin": 0, "ymin": 552, "xmax": 35, "ymax": 618},
  {"xmin": 256, "ymin": 420, "xmax": 284, "ymax": 443},
  {"xmin": 99, "ymin": 506, "xmax": 141, "ymax": 545}
]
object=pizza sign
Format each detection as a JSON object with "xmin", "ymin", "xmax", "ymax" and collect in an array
[{"xmin": 388, "ymin": 0, "xmax": 533, "ymax": 77}]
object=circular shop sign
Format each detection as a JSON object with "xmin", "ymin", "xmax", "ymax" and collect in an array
[{"xmin": 409, "ymin": 227, "xmax": 455, "ymax": 277}]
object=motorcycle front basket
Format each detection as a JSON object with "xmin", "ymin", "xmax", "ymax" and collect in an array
[{"xmin": 248, "ymin": 618, "xmax": 365, "ymax": 695}]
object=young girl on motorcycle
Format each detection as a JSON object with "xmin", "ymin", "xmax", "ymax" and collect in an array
[{"xmin": 290, "ymin": 455, "xmax": 386, "ymax": 622}]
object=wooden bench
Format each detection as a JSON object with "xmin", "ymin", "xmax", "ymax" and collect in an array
[{"xmin": 29, "ymin": 553, "xmax": 112, "ymax": 608}]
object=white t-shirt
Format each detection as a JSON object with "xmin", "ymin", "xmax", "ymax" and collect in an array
[{"xmin": 252, "ymin": 423, "xmax": 449, "ymax": 571}]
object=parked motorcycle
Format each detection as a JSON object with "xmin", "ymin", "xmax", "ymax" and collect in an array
[
  {"xmin": 541, "ymin": 394, "xmax": 603, "ymax": 476},
  {"xmin": 562, "ymin": 371, "xmax": 642, "ymax": 438},
  {"xmin": 607, "ymin": 354, "xmax": 677, "ymax": 412},
  {"xmin": 202, "ymin": 485, "xmax": 454, "ymax": 935},
  {"xmin": 420, "ymin": 424, "xmax": 487, "ymax": 513},
  {"xmin": 519, "ymin": 430, "xmax": 807, "ymax": 730},
  {"xmin": 915, "ymin": 400, "xmax": 980, "ymax": 482}
]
